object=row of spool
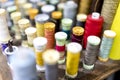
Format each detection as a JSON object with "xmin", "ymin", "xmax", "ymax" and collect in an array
[{"xmin": 0, "ymin": 0, "xmax": 120, "ymax": 80}]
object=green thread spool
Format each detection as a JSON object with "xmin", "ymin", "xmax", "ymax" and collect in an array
[{"xmin": 99, "ymin": 30, "xmax": 116, "ymax": 62}]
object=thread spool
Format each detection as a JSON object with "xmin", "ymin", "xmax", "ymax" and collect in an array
[
  {"xmin": 0, "ymin": 9, "xmax": 11, "ymax": 45},
  {"xmin": 43, "ymin": 49, "xmax": 60, "ymax": 80},
  {"xmin": 25, "ymin": 27, "xmax": 37, "ymax": 47},
  {"xmin": 44, "ymin": 22, "xmax": 55, "ymax": 49},
  {"xmin": 51, "ymin": 11, "xmax": 62, "ymax": 32},
  {"xmin": 28, "ymin": 8, "xmax": 39, "ymax": 26},
  {"xmin": 63, "ymin": 1, "xmax": 77, "ymax": 23},
  {"xmin": 61, "ymin": 18, "xmax": 73, "ymax": 40},
  {"xmin": 11, "ymin": 11, "xmax": 22, "ymax": 40},
  {"xmin": 101, "ymin": 0, "xmax": 119, "ymax": 30},
  {"xmin": 6, "ymin": 5, "xmax": 17, "ymax": 28},
  {"xmin": 90, "ymin": 0, "xmax": 103, "ymax": 13},
  {"xmin": 41, "ymin": 5, "xmax": 55, "ymax": 16},
  {"xmin": 66, "ymin": 42, "xmax": 82, "ymax": 78},
  {"xmin": 18, "ymin": 18, "xmax": 30, "ymax": 47},
  {"xmin": 99, "ymin": 30, "xmax": 116, "ymax": 62},
  {"xmin": 57, "ymin": 2, "xmax": 65, "ymax": 12},
  {"xmin": 33, "ymin": 37, "xmax": 47, "ymax": 71},
  {"xmin": 37, "ymin": 1, "xmax": 46, "ymax": 13},
  {"xmin": 49, "ymin": 0, "xmax": 60, "ymax": 10},
  {"xmin": 83, "ymin": 12, "xmax": 103, "ymax": 48},
  {"xmin": 76, "ymin": 14, "xmax": 87, "ymax": 28},
  {"xmin": 72, "ymin": 26, "xmax": 84, "ymax": 44},
  {"xmin": 79, "ymin": 0, "xmax": 92, "ymax": 14},
  {"xmin": 29, "ymin": 0, "xmax": 39, "ymax": 8},
  {"xmin": 83, "ymin": 36, "xmax": 100, "ymax": 70},
  {"xmin": 23, "ymin": 3, "xmax": 32, "ymax": 19},
  {"xmin": 109, "ymin": 3, "xmax": 120, "ymax": 60},
  {"xmin": 11, "ymin": 47, "xmax": 38, "ymax": 80},
  {"xmin": 35, "ymin": 14, "xmax": 49, "ymax": 37},
  {"xmin": 55, "ymin": 32, "xmax": 67, "ymax": 64}
]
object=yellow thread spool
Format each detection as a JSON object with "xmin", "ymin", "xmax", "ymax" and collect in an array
[
  {"xmin": 66, "ymin": 42, "xmax": 82, "ymax": 78},
  {"xmin": 28, "ymin": 8, "xmax": 39, "ymax": 20},
  {"xmin": 109, "ymin": 3, "xmax": 120, "ymax": 60},
  {"xmin": 35, "ymin": 14, "xmax": 49, "ymax": 37},
  {"xmin": 33, "ymin": 37, "xmax": 47, "ymax": 71}
]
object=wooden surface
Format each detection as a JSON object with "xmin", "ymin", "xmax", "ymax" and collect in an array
[{"xmin": 1, "ymin": 50, "xmax": 120, "ymax": 80}]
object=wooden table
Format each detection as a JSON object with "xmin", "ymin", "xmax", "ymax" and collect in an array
[{"xmin": 1, "ymin": 49, "xmax": 120, "ymax": 80}]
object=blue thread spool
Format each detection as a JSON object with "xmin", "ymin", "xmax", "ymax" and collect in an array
[
  {"xmin": 11, "ymin": 47, "xmax": 38, "ymax": 80},
  {"xmin": 99, "ymin": 30, "xmax": 116, "ymax": 62},
  {"xmin": 43, "ymin": 49, "xmax": 60, "ymax": 80}
]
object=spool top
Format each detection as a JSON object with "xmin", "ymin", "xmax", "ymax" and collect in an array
[
  {"xmin": 49, "ymin": 0, "xmax": 59, "ymax": 4},
  {"xmin": 104, "ymin": 30, "xmax": 116, "ymax": 38},
  {"xmin": 77, "ymin": 14, "xmax": 87, "ymax": 21},
  {"xmin": 65, "ymin": 1, "xmax": 77, "ymax": 8},
  {"xmin": 25, "ymin": 27, "xmax": 36, "ymax": 35},
  {"xmin": 67, "ymin": 42, "xmax": 82, "ymax": 53},
  {"xmin": 87, "ymin": 36, "xmax": 101, "ymax": 45},
  {"xmin": 0, "ymin": 8, "xmax": 6, "ymax": 16},
  {"xmin": 37, "ymin": 1, "xmax": 46, "ymax": 7},
  {"xmin": 72, "ymin": 26, "xmax": 84, "ymax": 36},
  {"xmin": 44, "ymin": 22, "xmax": 55, "ymax": 31},
  {"xmin": 11, "ymin": 11, "xmax": 21, "ymax": 22},
  {"xmin": 28, "ymin": 8, "xmax": 39, "ymax": 20},
  {"xmin": 33, "ymin": 37, "xmax": 47, "ymax": 50},
  {"xmin": 62, "ymin": 18, "xmax": 73, "ymax": 27},
  {"xmin": 43, "ymin": 49, "xmax": 60, "ymax": 65},
  {"xmin": 7, "ymin": 6, "xmax": 17, "ymax": 13},
  {"xmin": 57, "ymin": 3, "xmax": 65, "ymax": 10},
  {"xmin": 23, "ymin": 3, "xmax": 32, "ymax": 10},
  {"xmin": 52, "ymin": 11, "xmax": 62, "ymax": 19},
  {"xmin": 18, "ymin": 19, "xmax": 30, "ymax": 29},
  {"xmin": 35, "ymin": 14, "xmax": 49, "ymax": 23},
  {"xmin": 55, "ymin": 32, "xmax": 67, "ymax": 40},
  {"xmin": 92, "ymin": 12, "xmax": 100, "ymax": 19},
  {"xmin": 41, "ymin": 5, "xmax": 55, "ymax": 13},
  {"xmin": 17, "ymin": 0, "xmax": 27, "ymax": 4}
]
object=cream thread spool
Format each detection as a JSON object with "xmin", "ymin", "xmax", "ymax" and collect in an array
[
  {"xmin": 11, "ymin": 11, "xmax": 22, "ymax": 40},
  {"xmin": 35, "ymin": 14, "xmax": 50, "ymax": 37},
  {"xmin": 33, "ymin": 37, "xmax": 47, "ymax": 72},
  {"xmin": 18, "ymin": 18, "xmax": 30, "ymax": 47},
  {"xmin": 25, "ymin": 27, "xmax": 37, "ymax": 47},
  {"xmin": 66, "ymin": 42, "xmax": 82, "ymax": 78},
  {"xmin": 0, "ymin": 9, "xmax": 11, "ymax": 43},
  {"xmin": 43, "ymin": 49, "xmax": 60, "ymax": 80},
  {"xmin": 23, "ymin": 3, "xmax": 32, "ymax": 18},
  {"xmin": 99, "ymin": 30, "xmax": 116, "ymax": 62}
]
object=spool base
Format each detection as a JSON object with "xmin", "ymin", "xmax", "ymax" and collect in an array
[
  {"xmin": 58, "ymin": 58, "xmax": 65, "ymax": 64},
  {"xmin": 83, "ymin": 62, "xmax": 94, "ymax": 70},
  {"xmin": 36, "ymin": 65, "xmax": 45, "ymax": 72},
  {"xmin": 98, "ymin": 57, "xmax": 108, "ymax": 62},
  {"xmin": 65, "ymin": 71, "xmax": 77, "ymax": 78}
]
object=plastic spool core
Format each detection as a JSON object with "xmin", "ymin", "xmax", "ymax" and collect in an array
[
  {"xmin": 35, "ymin": 14, "xmax": 49, "ymax": 23},
  {"xmin": 41, "ymin": 5, "xmax": 55, "ymax": 13},
  {"xmin": 55, "ymin": 32, "xmax": 67, "ymax": 40},
  {"xmin": 77, "ymin": 14, "xmax": 87, "ymax": 21},
  {"xmin": 92, "ymin": 12, "xmax": 100, "ymax": 19},
  {"xmin": 25, "ymin": 27, "xmax": 36, "ymax": 35}
]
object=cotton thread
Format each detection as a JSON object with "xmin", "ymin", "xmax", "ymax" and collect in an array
[
  {"xmin": 101, "ymin": 0, "xmax": 120, "ymax": 30},
  {"xmin": 35, "ymin": 14, "xmax": 50, "ymax": 37},
  {"xmin": 33, "ymin": 37, "xmax": 47, "ymax": 71},
  {"xmin": 83, "ymin": 36, "xmax": 100, "ymax": 70},
  {"xmin": 44, "ymin": 22, "xmax": 55, "ymax": 49},
  {"xmin": 109, "ymin": 3, "xmax": 120, "ymax": 60},
  {"xmin": 99, "ymin": 30, "xmax": 116, "ymax": 62},
  {"xmin": 43, "ymin": 49, "xmax": 60, "ymax": 80},
  {"xmin": 66, "ymin": 42, "xmax": 82, "ymax": 78}
]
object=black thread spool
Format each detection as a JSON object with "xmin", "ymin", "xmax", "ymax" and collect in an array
[
  {"xmin": 83, "ymin": 36, "xmax": 100, "ymax": 71},
  {"xmin": 51, "ymin": 11, "xmax": 62, "ymax": 32},
  {"xmin": 43, "ymin": 49, "xmax": 60, "ymax": 80},
  {"xmin": 76, "ymin": 14, "xmax": 87, "ymax": 28}
]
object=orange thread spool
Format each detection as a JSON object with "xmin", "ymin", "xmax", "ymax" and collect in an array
[{"xmin": 44, "ymin": 22, "xmax": 55, "ymax": 49}]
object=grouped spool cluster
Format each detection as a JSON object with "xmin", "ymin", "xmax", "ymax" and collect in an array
[{"xmin": 0, "ymin": 0, "xmax": 120, "ymax": 80}]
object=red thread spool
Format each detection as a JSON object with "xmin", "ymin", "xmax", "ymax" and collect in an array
[
  {"xmin": 83, "ymin": 12, "xmax": 103, "ymax": 48},
  {"xmin": 55, "ymin": 45, "xmax": 65, "ymax": 52},
  {"xmin": 44, "ymin": 22, "xmax": 55, "ymax": 49}
]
